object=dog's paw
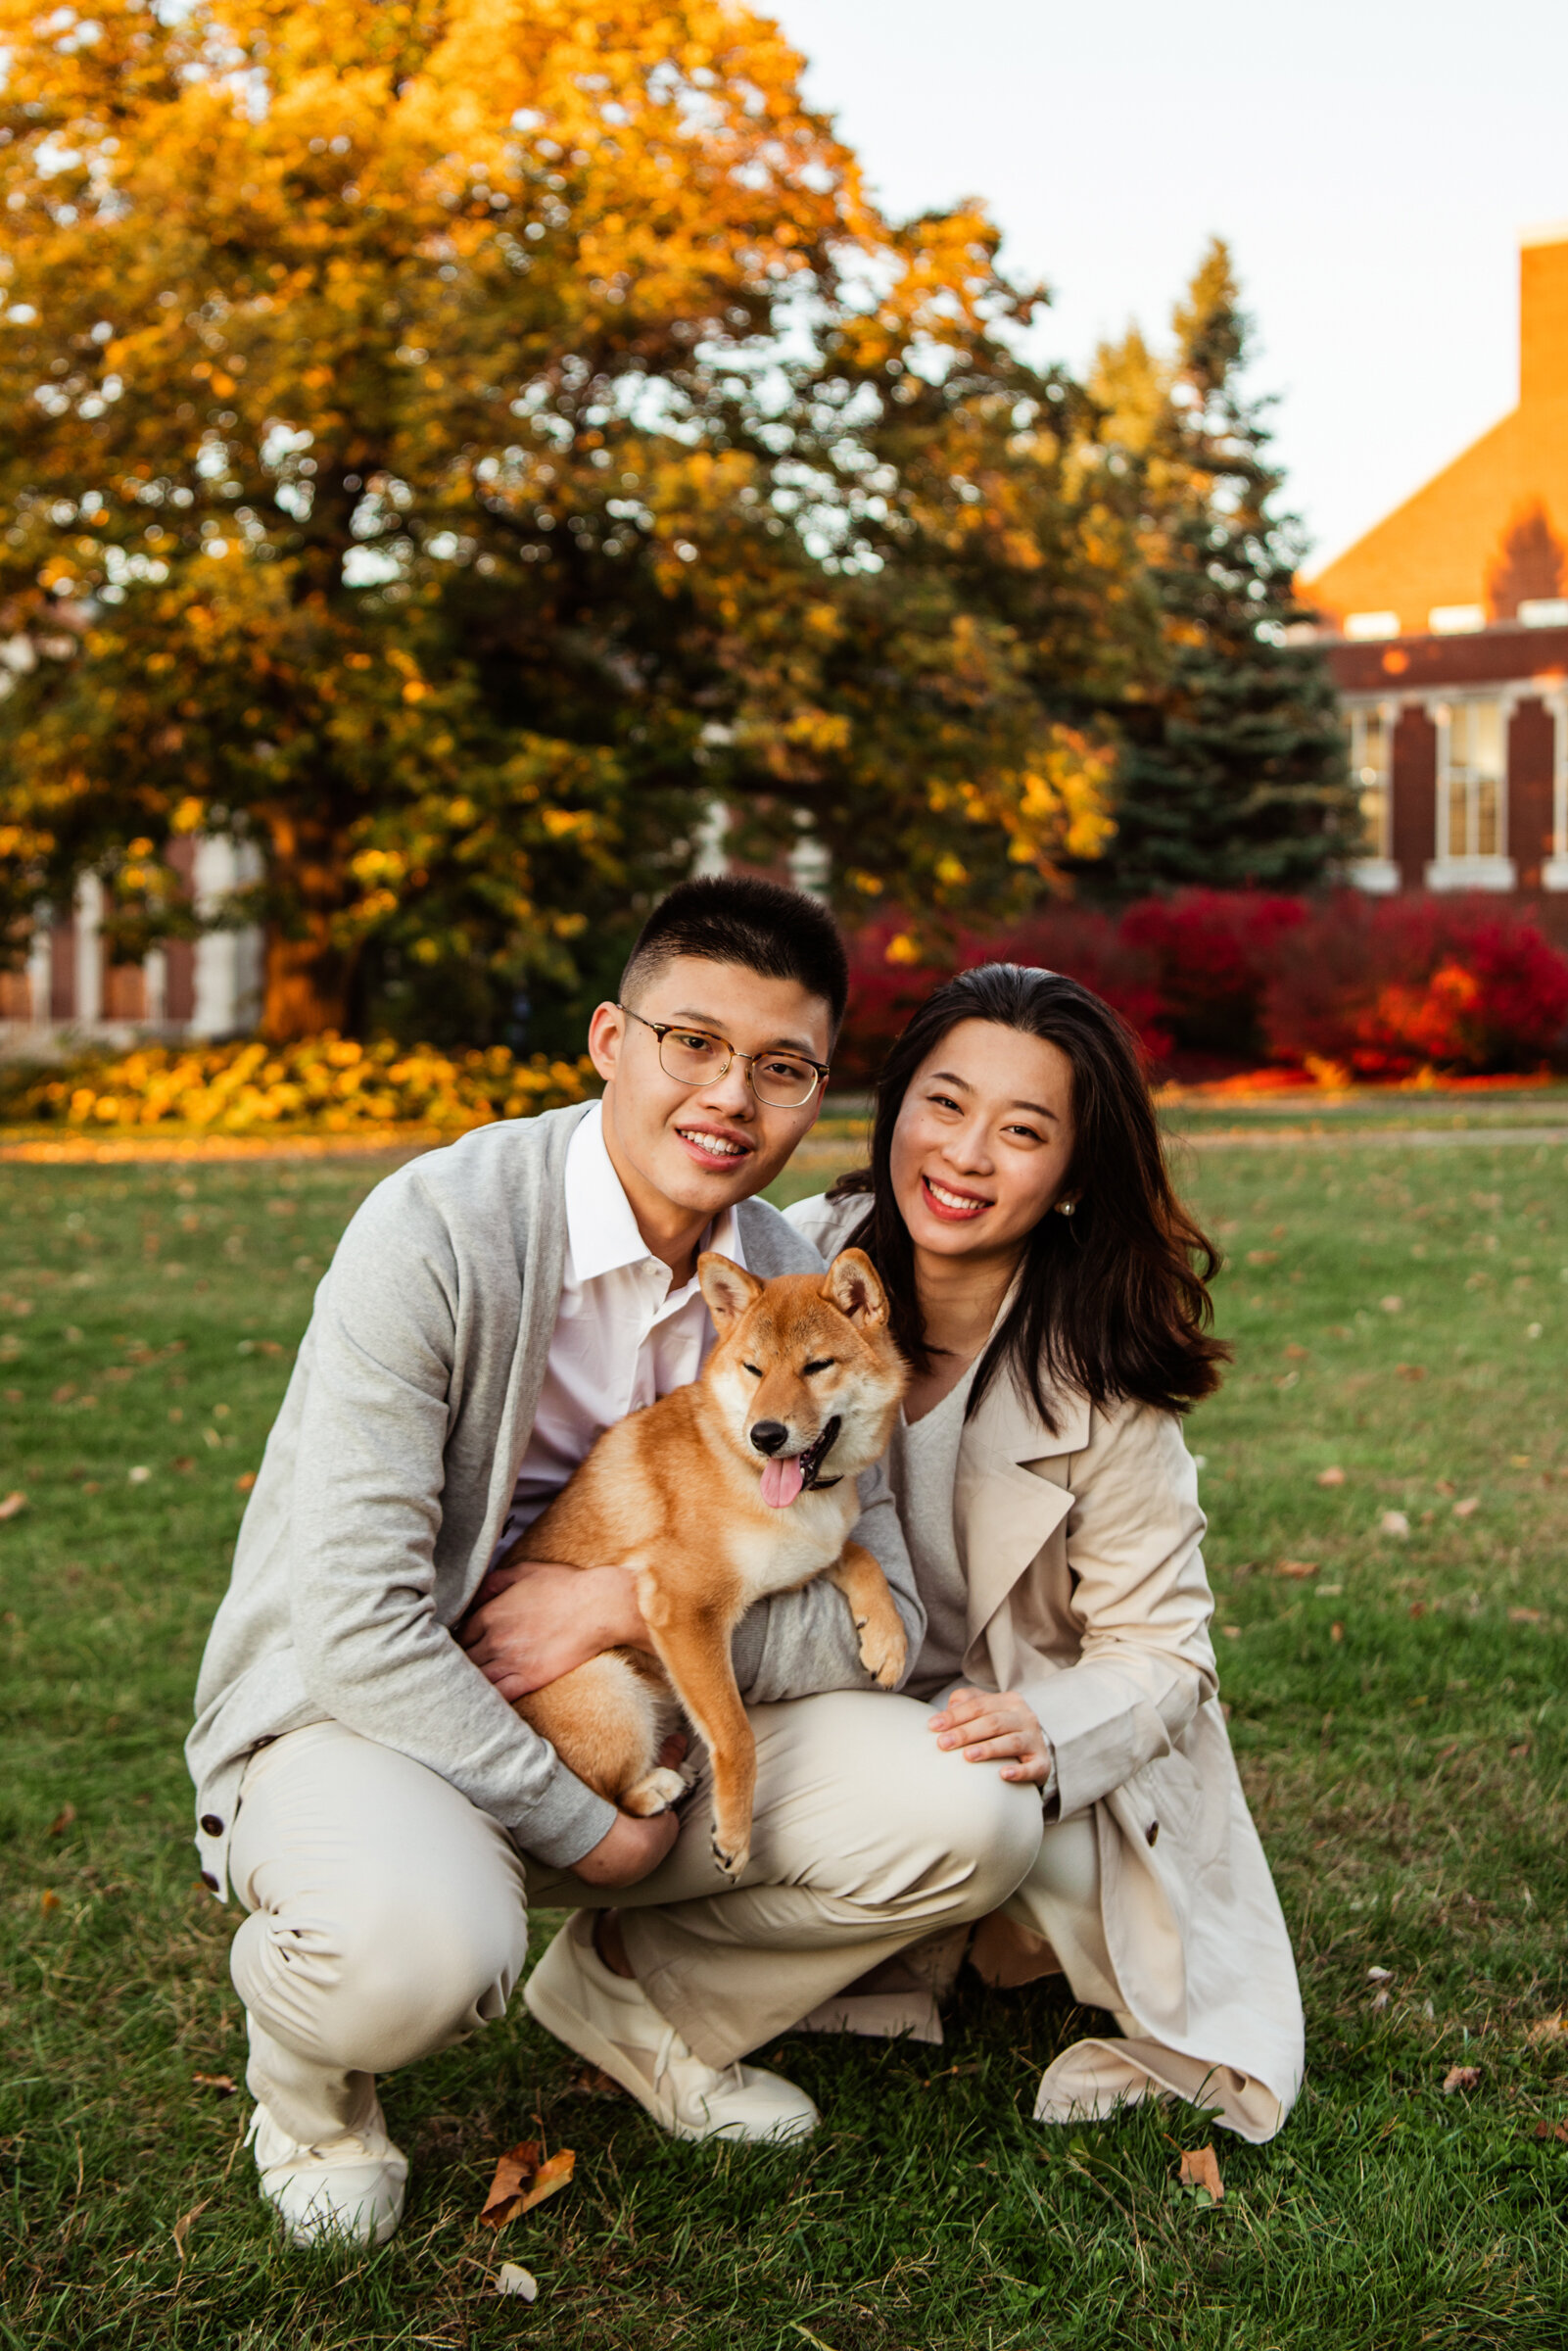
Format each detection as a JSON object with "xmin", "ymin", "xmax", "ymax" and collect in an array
[
  {"xmin": 710, "ymin": 1827, "xmax": 750, "ymax": 1881},
  {"xmin": 857, "ymin": 1619, "xmax": 908, "ymax": 1690},
  {"xmin": 624, "ymin": 1767, "xmax": 688, "ymax": 1817}
]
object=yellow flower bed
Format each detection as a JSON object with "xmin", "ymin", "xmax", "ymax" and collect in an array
[{"xmin": 7, "ymin": 1035, "xmax": 596, "ymax": 1133}]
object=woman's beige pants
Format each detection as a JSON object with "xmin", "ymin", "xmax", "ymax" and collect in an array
[{"xmin": 227, "ymin": 1695, "xmax": 1042, "ymax": 2145}]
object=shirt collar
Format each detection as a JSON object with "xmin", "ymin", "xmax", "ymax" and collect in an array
[{"xmin": 565, "ymin": 1100, "xmax": 741, "ymax": 1286}]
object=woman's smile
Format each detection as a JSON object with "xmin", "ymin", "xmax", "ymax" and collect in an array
[{"xmin": 920, "ymin": 1172, "xmax": 993, "ymax": 1221}]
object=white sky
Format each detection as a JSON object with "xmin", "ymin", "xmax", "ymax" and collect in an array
[{"xmin": 773, "ymin": 0, "xmax": 1568, "ymax": 572}]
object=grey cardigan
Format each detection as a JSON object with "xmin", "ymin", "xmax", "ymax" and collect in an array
[{"xmin": 187, "ymin": 1105, "xmax": 923, "ymax": 1899}]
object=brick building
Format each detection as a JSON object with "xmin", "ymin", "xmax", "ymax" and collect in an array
[
  {"xmin": 1304, "ymin": 224, "xmax": 1568, "ymax": 909},
  {"xmin": 0, "ymin": 837, "xmax": 263, "ymax": 1045}
]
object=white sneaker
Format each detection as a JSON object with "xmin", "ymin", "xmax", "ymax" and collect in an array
[
  {"xmin": 523, "ymin": 1912, "xmax": 819, "ymax": 2144},
  {"xmin": 248, "ymin": 2098, "xmax": 409, "ymax": 2247}
]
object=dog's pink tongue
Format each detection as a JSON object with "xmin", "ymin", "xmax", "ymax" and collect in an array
[{"xmin": 761, "ymin": 1454, "xmax": 804, "ymax": 1509}]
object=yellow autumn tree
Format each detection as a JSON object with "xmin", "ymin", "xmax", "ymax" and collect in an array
[{"xmin": 0, "ymin": 0, "xmax": 1130, "ymax": 1039}]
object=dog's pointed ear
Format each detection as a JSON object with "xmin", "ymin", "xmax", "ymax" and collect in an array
[
  {"xmin": 824, "ymin": 1247, "xmax": 888, "ymax": 1330},
  {"xmin": 698, "ymin": 1252, "xmax": 766, "ymax": 1329}
]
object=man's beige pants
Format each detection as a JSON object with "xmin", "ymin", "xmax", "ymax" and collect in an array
[{"xmin": 228, "ymin": 1695, "xmax": 1042, "ymax": 2145}]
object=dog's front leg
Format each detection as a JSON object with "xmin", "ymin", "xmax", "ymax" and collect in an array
[
  {"xmin": 829, "ymin": 1542, "xmax": 909, "ymax": 1689},
  {"xmin": 640, "ymin": 1594, "xmax": 756, "ymax": 1882}
]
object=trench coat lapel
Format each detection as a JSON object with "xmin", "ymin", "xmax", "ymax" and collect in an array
[{"xmin": 958, "ymin": 1369, "xmax": 1092, "ymax": 1649}]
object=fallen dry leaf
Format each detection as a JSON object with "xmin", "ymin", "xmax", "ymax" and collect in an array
[
  {"xmin": 1316, "ymin": 1465, "xmax": 1346, "ymax": 1486},
  {"xmin": 481, "ymin": 2138, "xmax": 539, "ymax": 2225},
  {"xmin": 568, "ymin": 2066, "xmax": 626, "ymax": 2099},
  {"xmin": 1381, "ymin": 1511, "xmax": 1410, "ymax": 1538},
  {"xmin": 1509, "ymin": 1607, "xmax": 1544, "ymax": 1625},
  {"xmin": 1178, "ymin": 2145, "xmax": 1224, "ymax": 2201},
  {"xmin": 191, "ymin": 2072, "xmax": 237, "ymax": 2095},
  {"xmin": 480, "ymin": 2141, "xmax": 577, "ymax": 2229},
  {"xmin": 1276, "ymin": 1559, "xmax": 1320, "ymax": 1580},
  {"xmin": 1396, "ymin": 1363, "xmax": 1427, "ymax": 1382},
  {"xmin": 235, "ymin": 1471, "xmax": 257, "ymax": 1493},
  {"xmin": 47, "ymin": 1802, "xmax": 75, "ymax": 1838},
  {"xmin": 171, "ymin": 2198, "xmax": 210, "ymax": 2264},
  {"xmin": 0, "ymin": 1492, "xmax": 27, "ymax": 1521},
  {"xmin": 1526, "ymin": 2016, "xmax": 1567, "ymax": 2047},
  {"xmin": 1443, "ymin": 2065, "xmax": 1481, "ymax": 2093},
  {"xmin": 1330, "ymin": 1621, "xmax": 1345, "ymax": 1644},
  {"xmin": 1532, "ymin": 2119, "xmax": 1568, "ymax": 2142},
  {"xmin": 496, "ymin": 2262, "xmax": 540, "ymax": 2300},
  {"xmin": 518, "ymin": 2149, "xmax": 575, "ymax": 2215},
  {"xmin": 1246, "ymin": 1249, "xmax": 1278, "ymax": 1267},
  {"xmin": 1284, "ymin": 1342, "xmax": 1309, "ymax": 1361},
  {"xmin": 40, "ymin": 1889, "xmax": 60, "ymax": 1914},
  {"xmin": 1379, "ymin": 1295, "xmax": 1403, "ymax": 1314},
  {"xmin": 1367, "ymin": 1966, "xmax": 1393, "ymax": 1983},
  {"xmin": 1452, "ymin": 1496, "xmax": 1481, "ymax": 1518}
]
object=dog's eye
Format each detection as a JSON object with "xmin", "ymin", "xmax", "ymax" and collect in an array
[
  {"xmin": 802, "ymin": 1359, "xmax": 835, "ymax": 1376},
  {"xmin": 742, "ymin": 1363, "xmax": 763, "ymax": 1377}
]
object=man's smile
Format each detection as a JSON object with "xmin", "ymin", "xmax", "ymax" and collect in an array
[{"xmin": 675, "ymin": 1123, "xmax": 756, "ymax": 1170}]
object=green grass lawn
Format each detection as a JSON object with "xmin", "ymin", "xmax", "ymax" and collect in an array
[{"xmin": 2, "ymin": 1135, "xmax": 1567, "ymax": 2348}]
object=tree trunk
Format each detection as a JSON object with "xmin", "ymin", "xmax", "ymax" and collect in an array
[
  {"xmin": 256, "ymin": 809, "xmax": 358, "ymax": 1040},
  {"xmin": 261, "ymin": 917, "xmax": 353, "ymax": 1039}
]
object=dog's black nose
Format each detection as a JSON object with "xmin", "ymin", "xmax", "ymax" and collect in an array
[{"xmin": 749, "ymin": 1419, "xmax": 788, "ymax": 1456}]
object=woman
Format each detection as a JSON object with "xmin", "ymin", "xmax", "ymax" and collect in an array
[{"xmin": 787, "ymin": 963, "xmax": 1304, "ymax": 2142}]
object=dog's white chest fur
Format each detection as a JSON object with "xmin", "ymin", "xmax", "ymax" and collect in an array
[{"xmin": 729, "ymin": 1484, "xmax": 859, "ymax": 1605}]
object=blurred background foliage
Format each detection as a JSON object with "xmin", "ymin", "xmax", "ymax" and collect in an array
[{"xmin": 0, "ymin": 0, "xmax": 1351, "ymax": 1049}]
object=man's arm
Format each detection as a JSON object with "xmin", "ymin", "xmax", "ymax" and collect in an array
[{"xmin": 286, "ymin": 1169, "xmax": 619, "ymax": 1868}]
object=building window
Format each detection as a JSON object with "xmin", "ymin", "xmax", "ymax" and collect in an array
[
  {"xmin": 1444, "ymin": 699, "xmax": 1504, "ymax": 858},
  {"xmin": 1348, "ymin": 706, "xmax": 1392, "ymax": 856},
  {"xmin": 1427, "ymin": 696, "xmax": 1516, "ymax": 889},
  {"xmin": 1344, "ymin": 701, "xmax": 1400, "ymax": 889}
]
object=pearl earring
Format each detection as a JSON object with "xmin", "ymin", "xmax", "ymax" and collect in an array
[{"xmin": 1056, "ymin": 1198, "xmax": 1076, "ymax": 1217}]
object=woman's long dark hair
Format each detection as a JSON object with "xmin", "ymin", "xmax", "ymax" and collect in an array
[{"xmin": 829, "ymin": 964, "xmax": 1227, "ymax": 1429}]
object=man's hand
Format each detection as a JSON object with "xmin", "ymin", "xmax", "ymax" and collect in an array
[
  {"xmin": 573, "ymin": 1804, "xmax": 681, "ymax": 1887},
  {"xmin": 458, "ymin": 1560, "xmax": 650, "ymax": 1701},
  {"xmin": 927, "ymin": 1687, "xmax": 1055, "ymax": 1787}
]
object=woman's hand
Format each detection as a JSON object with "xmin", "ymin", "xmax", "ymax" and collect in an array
[
  {"xmin": 928, "ymin": 1686, "xmax": 1055, "ymax": 1787},
  {"xmin": 458, "ymin": 1560, "xmax": 650, "ymax": 1701}
]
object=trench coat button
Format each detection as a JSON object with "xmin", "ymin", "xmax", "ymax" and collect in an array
[
  {"xmin": 1145, "ymin": 1819, "xmax": 1160, "ymax": 1846},
  {"xmin": 200, "ymin": 1870, "xmax": 219, "ymax": 1892},
  {"xmin": 201, "ymin": 1814, "xmax": 223, "ymax": 1838}
]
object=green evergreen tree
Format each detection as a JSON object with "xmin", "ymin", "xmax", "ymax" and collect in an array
[{"xmin": 1091, "ymin": 241, "xmax": 1354, "ymax": 892}]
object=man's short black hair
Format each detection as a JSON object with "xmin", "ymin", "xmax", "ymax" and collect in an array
[{"xmin": 619, "ymin": 875, "xmax": 849, "ymax": 1033}]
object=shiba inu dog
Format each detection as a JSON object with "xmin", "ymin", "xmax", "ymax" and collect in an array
[{"xmin": 501, "ymin": 1247, "xmax": 908, "ymax": 1878}]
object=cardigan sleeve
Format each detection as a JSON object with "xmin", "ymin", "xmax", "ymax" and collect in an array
[
  {"xmin": 1019, "ymin": 1401, "xmax": 1218, "ymax": 1821},
  {"xmin": 286, "ymin": 1168, "xmax": 617, "ymax": 1868}
]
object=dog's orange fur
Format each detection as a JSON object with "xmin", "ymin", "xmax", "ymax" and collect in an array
[{"xmin": 501, "ymin": 1248, "xmax": 908, "ymax": 1877}]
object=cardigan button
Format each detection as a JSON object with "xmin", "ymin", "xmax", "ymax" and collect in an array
[
  {"xmin": 200, "ymin": 1870, "xmax": 219, "ymax": 1892},
  {"xmin": 1145, "ymin": 1819, "xmax": 1160, "ymax": 1846},
  {"xmin": 201, "ymin": 1814, "xmax": 223, "ymax": 1838}
]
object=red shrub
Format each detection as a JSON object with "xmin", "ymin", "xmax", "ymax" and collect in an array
[
  {"xmin": 1263, "ymin": 896, "xmax": 1568, "ymax": 1076},
  {"xmin": 839, "ymin": 892, "xmax": 1568, "ymax": 1086},
  {"xmin": 1118, "ymin": 889, "xmax": 1308, "ymax": 1054},
  {"xmin": 837, "ymin": 909, "xmax": 1168, "ymax": 1082}
]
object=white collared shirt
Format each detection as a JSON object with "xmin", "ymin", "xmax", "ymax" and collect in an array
[{"xmin": 492, "ymin": 1100, "xmax": 743, "ymax": 1557}]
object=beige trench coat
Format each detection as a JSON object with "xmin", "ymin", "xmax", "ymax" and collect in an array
[{"xmin": 955, "ymin": 1364, "xmax": 1304, "ymax": 2141}]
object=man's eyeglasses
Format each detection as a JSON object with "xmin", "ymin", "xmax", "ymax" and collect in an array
[{"xmin": 617, "ymin": 1005, "xmax": 829, "ymax": 1109}]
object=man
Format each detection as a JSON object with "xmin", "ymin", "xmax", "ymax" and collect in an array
[{"xmin": 187, "ymin": 877, "xmax": 1040, "ymax": 2247}]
